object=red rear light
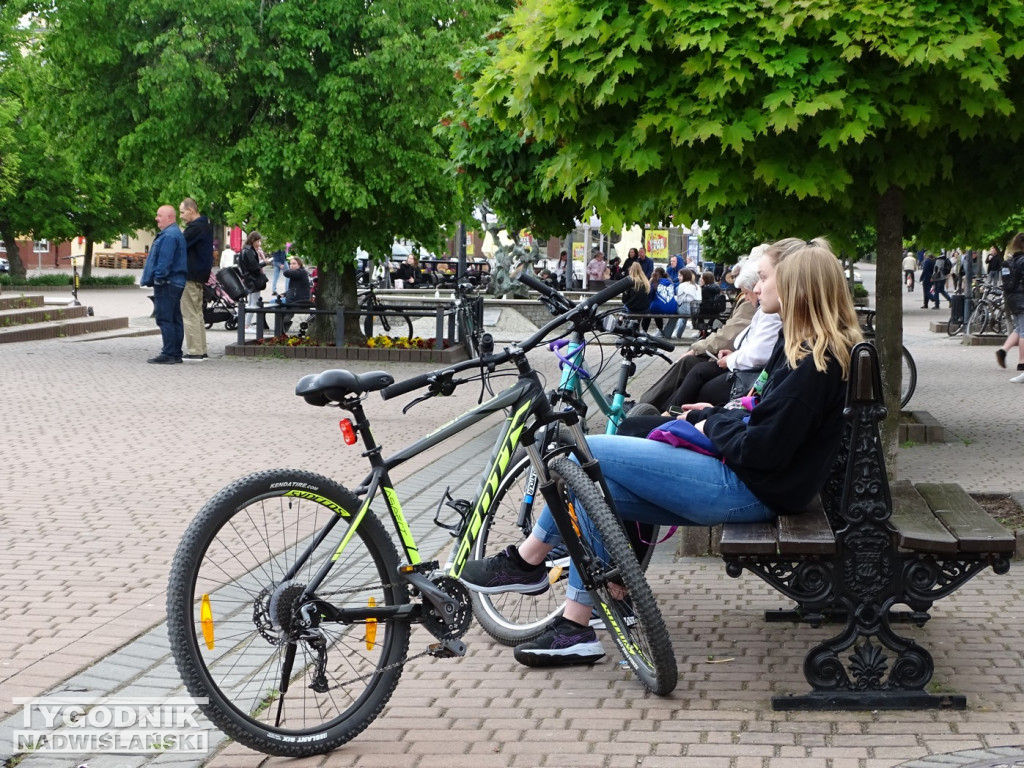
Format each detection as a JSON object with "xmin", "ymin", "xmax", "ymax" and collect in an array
[{"xmin": 339, "ymin": 419, "xmax": 357, "ymax": 445}]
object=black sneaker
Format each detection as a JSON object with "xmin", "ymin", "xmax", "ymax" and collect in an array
[
  {"xmin": 513, "ymin": 617, "xmax": 606, "ymax": 667},
  {"xmin": 459, "ymin": 545, "xmax": 549, "ymax": 595}
]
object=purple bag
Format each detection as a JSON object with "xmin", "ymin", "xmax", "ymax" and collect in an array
[{"xmin": 646, "ymin": 419, "xmax": 722, "ymax": 457}]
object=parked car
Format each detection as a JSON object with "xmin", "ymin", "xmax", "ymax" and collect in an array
[{"xmin": 0, "ymin": 257, "xmax": 9, "ymax": 273}]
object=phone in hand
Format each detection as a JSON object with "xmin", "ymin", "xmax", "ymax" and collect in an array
[{"xmin": 668, "ymin": 406, "xmax": 685, "ymax": 416}]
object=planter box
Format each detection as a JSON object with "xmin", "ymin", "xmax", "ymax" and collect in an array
[{"xmin": 225, "ymin": 341, "xmax": 468, "ymax": 365}]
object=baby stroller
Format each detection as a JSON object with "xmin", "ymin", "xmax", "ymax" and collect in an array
[{"xmin": 204, "ymin": 270, "xmax": 239, "ymax": 330}]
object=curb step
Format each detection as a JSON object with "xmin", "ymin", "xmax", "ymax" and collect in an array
[
  {"xmin": 0, "ymin": 315, "xmax": 131, "ymax": 344},
  {"xmin": 66, "ymin": 324, "xmax": 161, "ymax": 342}
]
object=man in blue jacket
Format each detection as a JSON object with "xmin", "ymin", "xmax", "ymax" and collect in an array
[{"xmin": 141, "ymin": 204, "xmax": 188, "ymax": 364}]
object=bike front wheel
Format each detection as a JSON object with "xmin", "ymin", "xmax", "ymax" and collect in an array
[
  {"xmin": 548, "ymin": 457, "xmax": 678, "ymax": 695},
  {"xmin": 458, "ymin": 308, "xmax": 479, "ymax": 358},
  {"xmin": 167, "ymin": 470, "xmax": 410, "ymax": 757},
  {"xmin": 471, "ymin": 447, "xmax": 660, "ymax": 646},
  {"xmin": 470, "ymin": 449, "xmax": 571, "ymax": 645}
]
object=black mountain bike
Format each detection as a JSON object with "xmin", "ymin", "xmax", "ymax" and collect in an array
[
  {"xmin": 166, "ymin": 278, "xmax": 677, "ymax": 757},
  {"xmin": 451, "ymin": 281, "xmax": 484, "ymax": 357},
  {"xmin": 359, "ymin": 282, "xmax": 413, "ymax": 339}
]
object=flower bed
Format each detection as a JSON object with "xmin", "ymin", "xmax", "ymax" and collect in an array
[{"xmin": 225, "ymin": 334, "xmax": 468, "ymax": 364}]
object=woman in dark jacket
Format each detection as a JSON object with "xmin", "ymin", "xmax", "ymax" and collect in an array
[
  {"xmin": 238, "ymin": 231, "xmax": 268, "ymax": 329},
  {"xmin": 281, "ymin": 255, "xmax": 312, "ymax": 333},
  {"xmin": 621, "ymin": 261, "xmax": 651, "ymax": 315},
  {"xmin": 461, "ymin": 238, "xmax": 865, "ymax": 667}
]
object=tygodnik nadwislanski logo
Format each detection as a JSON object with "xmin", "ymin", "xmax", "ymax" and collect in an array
[{"xmin": 13, "ymin": 698, "xmax": 209, "ymax": 755}]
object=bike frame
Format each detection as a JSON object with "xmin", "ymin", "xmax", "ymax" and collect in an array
[
  {"xmin": 278, "ymin": 362, "xmax": 605, "ymax": 612},
  {"xmin": 553, "ymin": 335, "xmax": 635, "ymax": 435}
]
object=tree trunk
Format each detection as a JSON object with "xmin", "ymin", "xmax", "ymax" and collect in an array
[
  {"xmin": 82, "ymin": 235, "xmax": 94, "ymax": 279},
  {"xmin": 874, "ymin": 185, "xmax": 905, "ymax": 477},
  {"xmin": 0, "ymin": 218, "xmax": 26, "ymax": 282}
]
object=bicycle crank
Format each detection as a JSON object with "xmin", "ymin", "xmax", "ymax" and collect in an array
[{"xmin": 418, "ymin": 575, "xmax": 473, "ymax": 642}]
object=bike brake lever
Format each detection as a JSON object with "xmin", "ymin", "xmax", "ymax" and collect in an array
[{"xmin": 402, "ymin": 391, "xmax": 436, "ymax": 414}]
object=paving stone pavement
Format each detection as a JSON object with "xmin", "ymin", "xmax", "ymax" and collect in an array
[{"xmin": 1, "ymin": 264, "xmax": 1023, "ymax": 768}]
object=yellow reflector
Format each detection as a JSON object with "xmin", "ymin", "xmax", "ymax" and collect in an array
[
  {"xmin": 366, "ymin": 597, "xmax": 377, "ymax": 650},
  {"xmin": 548, "ymin": 565, "xmax": 563, "ymax": 585},
  {"xmin": 200, "ymin": 594, "xmax": 215, "ymax": 650}
]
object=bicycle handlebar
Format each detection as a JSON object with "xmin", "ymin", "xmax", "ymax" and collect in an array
[
  {"xmin": 516, "ymin": 271, "xmax": 576, "ymax": 313},
  {"xmin": 380, "ymin": 276, "xmax": 634, "ymax": 401},
  {"xmin": 644, "ymin": 333, "xmax": 676, "ymax": 353}
]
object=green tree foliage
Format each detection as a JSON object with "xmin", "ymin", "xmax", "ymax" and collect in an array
[
  {"xmin": 444, "ymin": 39, "xmax": 582, "ymax": 244},
  {"xmin": 0, "ymin": 6, "xmax": 20, "ymax": 206},
  {"xmin": 473, "ymin": 0, "xmax": 1024, "ymax": 466},
  {"xmin": 0, "ymin": 6, "xmax": 149, "ymax": 280},
  {"xmin": 42, "ymin": 0, "xmax": 506, "ymax": 341}
]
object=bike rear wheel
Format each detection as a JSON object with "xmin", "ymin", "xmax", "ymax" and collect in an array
[
  {"xmin": 547, "ymin": 457, "xmax": 677, "ymax": 695},
  {"xmin": 968, "ymin": 303, "xmax": 989, "ymax": 335},
  {"xmin": 900, "ymin": 345, "xmax": 916, "ymax": 409},
  {"xmin": 167, "ymin": 470, "xmax": 410, "ymax": 757}
]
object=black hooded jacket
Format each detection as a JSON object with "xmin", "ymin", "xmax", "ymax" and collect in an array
[{"xmin": 183, "ymin": 215, "xmax": 214, "ymax": 283}]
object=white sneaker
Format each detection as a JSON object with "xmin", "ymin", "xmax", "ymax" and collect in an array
[{"xmin": 1011, "ymin": 372, "xmax": 1024, "ymax": 383}]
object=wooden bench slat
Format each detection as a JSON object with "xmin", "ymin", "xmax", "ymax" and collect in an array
[
  {"xmin": 914, "ymin": 483, "xmax": 1015, "ymax": 554},
  {"xmin": 889, "ymin": 480, "xmax": 959, "ymax": 554},
  {"xmin": 720, "ymin": 521, "xmax": 776, "ymax": 555},
  {"xmin": 777, "ymin": 498, "xmax": 836, "ymax": 555}
]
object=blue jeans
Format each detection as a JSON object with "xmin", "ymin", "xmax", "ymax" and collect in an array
[
  {"xmin": 153, "ymin": 282, "xmax": 185, "ymax": 359},
  {"xmin": 532, "ymin": 435, "xmax": 774, "ymax": 605},
  {"xmin": 271, "ymin": 262, "xmax": 286, "ymax": 294}
]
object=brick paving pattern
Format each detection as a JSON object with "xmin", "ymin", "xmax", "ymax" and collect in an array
[{"xmin": 1, "ymin": 263, "xmax": 1022, "ymax": 768}]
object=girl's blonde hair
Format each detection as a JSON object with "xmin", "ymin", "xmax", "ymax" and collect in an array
[
  {"xmin": 628, "ymin": 261, "xmax": 650, "ymax": 292},
  {"xmin": 773, "ymin": 238, "xmax": 863, "ymax": 380}
]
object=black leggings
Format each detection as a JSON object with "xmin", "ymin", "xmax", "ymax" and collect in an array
[{"xmin": 670, "ymin": 360, "xmax": 730, "ymax": 407}]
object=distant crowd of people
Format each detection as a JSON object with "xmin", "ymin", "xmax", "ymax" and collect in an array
[{"xmin": 903, "ymin": 241, "xmax": 1024, "ymax": 383}]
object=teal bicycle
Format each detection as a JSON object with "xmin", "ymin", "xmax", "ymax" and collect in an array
[{"xmin": 470, "ymin": 272, "xmax": 674, "ymax": 644}]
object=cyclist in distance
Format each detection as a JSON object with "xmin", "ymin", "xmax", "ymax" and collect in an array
[{"xmin": 461, "ymin": 239, "xmax": 864, "ymax": 668}]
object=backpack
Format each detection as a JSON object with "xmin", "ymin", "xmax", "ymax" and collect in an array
[
  {"xmin": 932, "ymin": 255, "xmax": 951, "ymax": 281},
  {"xmin": 699, "ymin": 285, "xmax": 726, "ymax": 315},
  {"xmin": 1002, "ymin": 252, "xmax": 1024, "ymax": 294}
]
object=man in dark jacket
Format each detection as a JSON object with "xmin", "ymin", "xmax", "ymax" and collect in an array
[
  {"xmin": 178, "ymin": 197, "xmax": 214, "ymax": 360},
  {"xmin": 920, "ymin": 252, "xmax": 936, "ymax": 309}
]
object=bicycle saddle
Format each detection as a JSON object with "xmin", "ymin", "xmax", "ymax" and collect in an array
[{"xmin": 296, "ymin": 370, "xmax": 395, "ymax": 405}]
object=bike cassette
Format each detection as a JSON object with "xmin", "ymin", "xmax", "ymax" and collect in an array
[{"xmin": 421, "ymin": 575, "xmax": 473, "ymax": 640}]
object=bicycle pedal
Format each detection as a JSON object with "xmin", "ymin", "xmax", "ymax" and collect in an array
[{"xmin": 427, "ymin": 638, "xmax": 467, "ymax": 658}]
